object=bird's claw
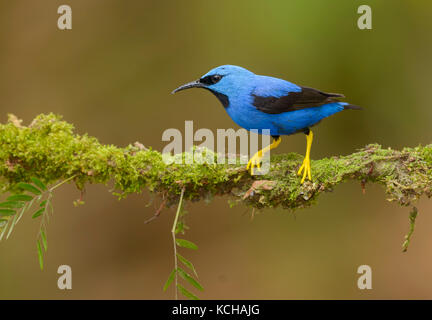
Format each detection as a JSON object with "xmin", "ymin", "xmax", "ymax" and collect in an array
[
  {"xmin": 297, "ymin": 156, "xmax": 312, "ymax": 183},
  {"xmin": 247, "ymin": 152, "xmax": 263, "ymax": 175}
]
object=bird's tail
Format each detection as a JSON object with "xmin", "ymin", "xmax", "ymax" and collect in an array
[
  {"xmin": 324, "ymin": 93, "xmax": 362, "ymax": 110},
  {"xmin": 341, "ymin": 102, "xmax": 362, "ymax": 110},
  {"xmin": 343, "ymin": 104, "xmax": 362, "ymax": 110}
]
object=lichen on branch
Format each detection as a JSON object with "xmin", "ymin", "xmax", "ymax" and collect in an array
[{"xmin": 1, "ymin": 113, "xmax": 432, "ymax": 213}]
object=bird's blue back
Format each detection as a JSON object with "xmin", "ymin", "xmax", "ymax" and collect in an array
[{"xmin": 200, "ymin": 65, "xmax": 349, "ymax": 136}]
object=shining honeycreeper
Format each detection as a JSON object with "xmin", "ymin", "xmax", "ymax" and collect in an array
[{"xmin": 172, "ymin": 65, "xmax": 361, "ymax": 183}]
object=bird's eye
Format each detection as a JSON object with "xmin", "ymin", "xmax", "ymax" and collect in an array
[
  {"xmin": 199, "ymin": 74, "xmax": 223, "ymax": 85},
  {"xmin": 211, "ymin": 75, "xmax": 222, "ymax": 84}
]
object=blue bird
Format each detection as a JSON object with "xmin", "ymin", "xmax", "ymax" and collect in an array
[{"xmin": 172, "ymin": 65, "xmax": 361, "ymax": 183}]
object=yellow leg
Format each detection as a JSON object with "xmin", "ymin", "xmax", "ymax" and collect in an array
[
  {"xmin": 247, "ymin": 137, "xmax": 281, "ymax": 175},
  {"xmin": 297, "ymin": 130, "xmax": 313, "ymax": 183}
]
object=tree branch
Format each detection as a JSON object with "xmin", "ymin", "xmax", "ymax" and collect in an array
[{"xmin": 1, "ymin": 113, "xmax": 431, "ymax": 212}]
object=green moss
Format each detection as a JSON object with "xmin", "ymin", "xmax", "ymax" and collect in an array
[{"xmin": 1, "ymin": 113, "xmax": 432, "ymax": 217}]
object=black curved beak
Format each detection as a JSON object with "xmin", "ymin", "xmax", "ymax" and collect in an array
[{"xmin": 171, "ymin": 79, "xmax": 204, "ymax": 94}]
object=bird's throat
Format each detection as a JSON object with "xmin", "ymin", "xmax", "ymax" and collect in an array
[{"xmin": 208, "ymin": 89, "xmax": 229, "ymax": 108}]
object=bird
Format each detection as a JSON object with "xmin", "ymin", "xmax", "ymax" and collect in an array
[{"xmin": 172, "ymin": 65, "xmax": 361, "ymax": 183}]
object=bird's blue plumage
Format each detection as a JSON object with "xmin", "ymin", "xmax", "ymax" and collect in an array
[
  {"xmin": 251, "ymin": 75, "xmax": 302, "ymax": 97},
  {"xmin": 226, "ymin": 100, "xmax": 346, "ymax": 136},
  {"xmin": 175, "ymin": 65, "xmax": 358, "ymax": 136},
  {"xmin": 172, "ymin": 65, "xmax": 360, "ymax": 181}
]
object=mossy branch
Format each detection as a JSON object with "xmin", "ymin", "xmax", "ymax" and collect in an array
[{"xmin": 1, "ymin": 113, "xmax": 432, "ymax": 213}]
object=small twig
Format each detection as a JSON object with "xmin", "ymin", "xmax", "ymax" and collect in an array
[
  {"xmin": 37, "ymin": 192, "xmax": 53, "ymax": 241},
  {"xmin": 144, "ymin": 199, "xmax": 167, "ymax": 224},
  {"xmin": 49, "ymin": 175, "xmax": 77, "ymax": 192},
  {"xmin": 361, "ymin": 162, "xmax": 374, "ymax": 194},
  {"xmin": 402, "ymin": 207, "xmax": 418, "ymax": 252},
  {"xmin": 361, "ymin": 180, "xmax": 366, "ymax": 194},
  {"xmin": 171, "ymin": 188, "xmax": 185, "ymax": 300}
]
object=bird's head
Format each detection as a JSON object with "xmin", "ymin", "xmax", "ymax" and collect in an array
[{"xmin": 172, "ymin": 65, "xmax": 255, "ymax": 107}]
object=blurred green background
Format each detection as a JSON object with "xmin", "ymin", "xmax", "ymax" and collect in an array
[{"xmin": 1, "ymin": 0, "xmax": 432, "ymax": 299}]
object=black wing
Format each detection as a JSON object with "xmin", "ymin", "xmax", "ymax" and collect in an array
[{"xmin": 252, "ymin": 86, "xmax": 346, "ymax": 114}]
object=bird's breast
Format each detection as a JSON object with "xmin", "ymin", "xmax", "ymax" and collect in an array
[{"xmin": 224, "ymin": 99, "xmax": 281, "ymax": 134}]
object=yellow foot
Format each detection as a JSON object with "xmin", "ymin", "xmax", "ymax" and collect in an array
[
  {"xmin": 246, "ymin": 136, "xmax": 281, "ymax": 175},
  {"xmin": 246, "ymin": 151, "xmax": 263, "ymax": 175},
  {"xmin": 297, "ymin": 156, "xmax": 312, "ymax": 183}
]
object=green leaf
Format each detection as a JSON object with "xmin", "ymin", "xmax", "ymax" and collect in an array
[
  {"xmin": 0, "ymin": 201, "xmax": 24, "ymax": 209},
  {"xmin": 6, "ymin": 213, "xmax": 18, "ymax": 239},
  {"xmin": 177, "ymin": 253, "xmax": 198, "ymax": 277},
  {"xmin": 31, "ymin": 177, "xmax": 47, "ymax": 191},
  {"xmin": 41, "ymin": 230, "xmax": 48, "ymax": 251},
  {"xmin": 39, "ymin": 200, "xmax": 48, "ymax": 207},
  {"xmin": 177, "ymin": 267, "xmax": 203, "ymax": 291},
  {"xmin": 175, "ymin": 221, "xmax": 185, "ymax": 235},
  {"xmin": 163, "ymin": 269, "xmax": 176, "ymax": 292},
  {"xmin": 177, "ymin": 283, "xmax": 199, "ymax": 300},
  {"xmin": 175, "ymin": 239, "xmax": 198, "ymax": 250},
  {"xmin": 17, "ymin": 182, "xmax": 41, "ymax": 195},
  {"xmin": 0, "ymin": 209, "xmax": 16, "ymax": 216},
  {"xmin": 32, "ymin": 208, "xmax": 45, "ymax": 219},
  {"xmin": 7, "ymin": 194, "xmax": 33, "ymax": 202},
  {"xmin": 16, "ymin": 201, "xmax": 31, "ymax": 224},
  {"xmin": 0, "ymin": 219, "xmax": 10, "ymax": 241},
  {"xmin": 37, "ymin": 241, "xmax": 43, "ymax": 270}
]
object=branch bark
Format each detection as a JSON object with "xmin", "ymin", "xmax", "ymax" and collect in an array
[{"xmin": 1, "ymin": 114, "xmax": 431, "ymax": 211}]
